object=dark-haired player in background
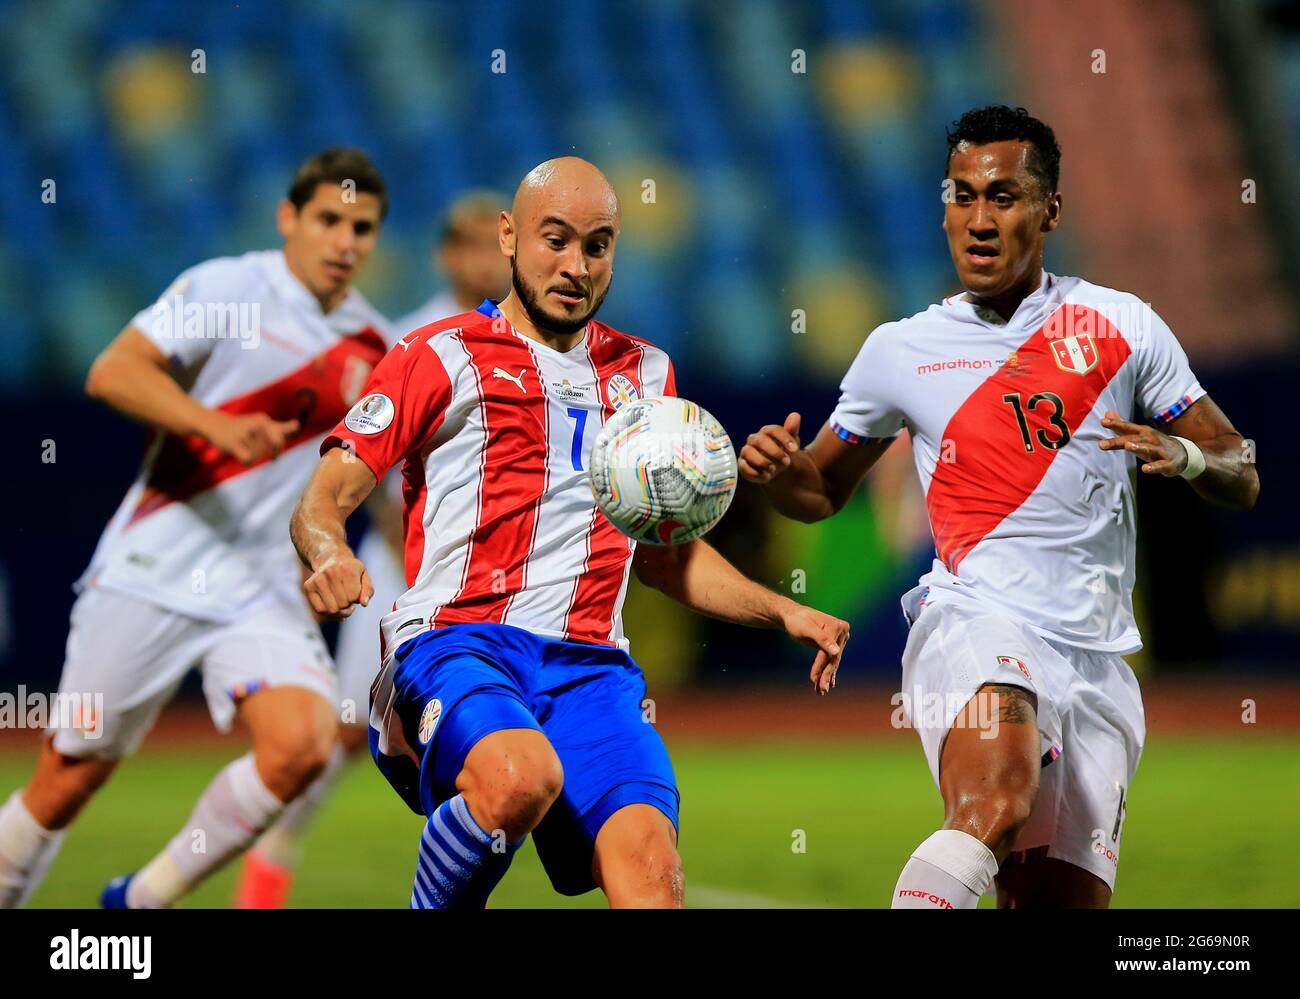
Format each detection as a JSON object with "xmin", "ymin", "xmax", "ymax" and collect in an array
[
  {"xmin": 741, "ymin": 106, "xmax": 1258, "ymax": 908},
  {"xmin": 235, "ymin": 189, "xmax": 510, "ymax": 908},
  {"xmin": 0, "ymin": 149, "xmax": 392, "ymax": 908}
]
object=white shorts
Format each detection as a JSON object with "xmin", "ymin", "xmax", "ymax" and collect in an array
[
  {"xmin": 332, "ymin": 530, "xmax": 405, "ymax": 728},
  {"xmin": 899, "ymin": 585, "xmax": 1145, "ymax": 891},
  {"xmin": 53, "ymin": 584, "xmax": 337, "ymax": 760}
]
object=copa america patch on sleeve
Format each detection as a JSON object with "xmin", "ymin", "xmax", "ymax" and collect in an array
[{"xmin": 344, "ymin": 393, "xmax": 394, "ymax": 434}]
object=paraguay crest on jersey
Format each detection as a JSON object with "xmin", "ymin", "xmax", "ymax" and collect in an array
[
  {"xmin": 418, "ymin": 698, "xmax": 442, "ymax": 745},
  {"xmin": 606, "ymin": 372, "xmax": 639, "ymax": 410}
]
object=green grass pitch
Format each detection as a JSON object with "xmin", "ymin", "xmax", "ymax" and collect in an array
[{"xmin": 4, "ymin": 736, "xmax": 1297, "ymax": 908}]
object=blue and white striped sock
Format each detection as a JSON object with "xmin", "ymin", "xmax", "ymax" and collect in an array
[{"xmin": 410, "ymin": 794, "xmax": 520, "ymax": 909}]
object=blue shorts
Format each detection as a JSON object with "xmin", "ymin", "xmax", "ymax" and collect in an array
[{"xmin": 369, "ymin": 622, "xmax": 680, "ymax": 896}]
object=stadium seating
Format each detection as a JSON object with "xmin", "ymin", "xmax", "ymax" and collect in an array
[{"xmin": 0, "ymin": 0, "xmax": 999, "ymax": 387}]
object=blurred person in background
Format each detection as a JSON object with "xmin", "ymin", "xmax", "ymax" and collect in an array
[
  {"xmin": 0, "ymin": 148, "xmax": 393, "ymax": 909},
  {"xmin": 397, "ymin": 190, "xmax": 514, "ymax": 332},
  {"xmin": 235, "ymin": 189, "xmax": 510, "ymax": 908},
  {"xmin": 741, "ymin": 106, "xmax": 1259, "ymax": 909}
]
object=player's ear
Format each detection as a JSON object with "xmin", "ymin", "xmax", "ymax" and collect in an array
[
  {"xmin": 1042, "ymin": 192, "xmax": 1062, "ymax": 233},
  {"xmin": 499, "ymin": 210, "xmax": 516, "ymax": 257},
  {"xmin": 276, "ymin": 199, "xmax": 298, "ymax": 241}
]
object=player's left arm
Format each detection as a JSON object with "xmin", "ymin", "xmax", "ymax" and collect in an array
[
  {"xmin": 1099, "ymin": 396, "xmax": 1259, "ymax": 510},
  {"xmin": 633, "ymin": 539, "xmax": 849, "ymax": 695}
]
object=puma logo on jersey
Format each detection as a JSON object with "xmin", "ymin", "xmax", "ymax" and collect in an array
[
  {"xmin": 396, "ymin": 335, "xmax": 416, "ymax": 352},
  {"xmin": 492, "ymin": 367, "xmax": 527, "ymax": 393}
]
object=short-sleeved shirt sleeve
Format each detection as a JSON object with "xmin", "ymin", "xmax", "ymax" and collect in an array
[
  {"xmin": 129, "ymin": 260, "xmax": 244, "ymax": 368},
  {"xmin": 321, "ymin": 335, "xmax": 455, "ymax": 483},
  {"xmin": 1131, "ymin": 307, "xmax": 1206, "ymax": 424},
  {"xmin": 828, "ymin": 324, "xmax": 905, "ymax": 443}
]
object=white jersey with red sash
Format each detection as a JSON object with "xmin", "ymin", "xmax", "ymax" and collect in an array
[
  {"xmin": 323, "ymin": 300, "xmax": 675, "ymax": 656},
  {"xmin": 78, "ymin": 249, "xmax": 391, "ymax": 621},
  {"xmin": 830, "ymin": 272, "xmax": 1204, "ymax": 653}
]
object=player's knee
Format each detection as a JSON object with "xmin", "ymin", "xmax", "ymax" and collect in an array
[
  {"xmin": 246, "ymin": 690, "xmax": 339, "ymax": 799},
  {"xmin": 951, "ymin": 785, "xmax": 1037, "ymax": 855},
  {"xmin": 599, "ymin": 823, "xmax": 684, "ymax": 908},
  {"xmin": 464, "ymin": 750, "xmax": 563, "ymax": 837},
  {"xmin": 630, "ymin": 836, "xmax": 684, "ymax": 908},
  {"xmin": 253, "ymin": 725, "xmax": 336, "ymax": 800}
]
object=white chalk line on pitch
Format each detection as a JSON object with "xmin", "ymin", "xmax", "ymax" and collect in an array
[{"xmin": 686, "ymin": 882, "xmax": 813, "ymax": 909}]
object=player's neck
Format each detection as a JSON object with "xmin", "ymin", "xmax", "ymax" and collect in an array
[
  {"xmin": 965, "ymin": 265, "xmax": 1044, "ymax": 323},
  {"xmin": 496, "ymin": 292, "xmax": 586, "ymax": 353}
]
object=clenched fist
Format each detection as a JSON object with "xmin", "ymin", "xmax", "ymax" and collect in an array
[
  {"xmin": 303, "ymin": 554, "xmax": 374, "ymax": 620},
  {"xmin": 739, "ymin": 412, "xmax": 802, "ymax": 484}
]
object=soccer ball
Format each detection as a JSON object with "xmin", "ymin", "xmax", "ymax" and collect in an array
[{"xmin": 588, "ymin": 396, "xmax": 738, "ymax": 545}]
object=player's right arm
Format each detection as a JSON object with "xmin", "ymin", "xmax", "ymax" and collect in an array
[
  {"xmin": 294, "ymin": 327, "xmax": 456, "ymax": 618},
  {"xmin": 291, "ymin": 448, "xmax": 378, "ymax": 618},
  {"xmin": 741, "ymin": 324, "xmax": 903, "ymax": 522},
  {"xmin": 85, "ymin": 326, "xmax": 299, "ymax": 465},
  {"xmin": 740, "ymin": 413, "xmax": 892, "ymax": 522}
]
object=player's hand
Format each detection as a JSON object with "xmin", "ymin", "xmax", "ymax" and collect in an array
[
  {"xmin": 303, "ymin": 554, "xmax": 374, "ymax": 620},
  {"xmin": 1098, "ymin": 410, "xmax": 1189, "ymax": 476},
  {"xmin": 202, "ymin": 411, "xmax": 301, "ymax": 465},
  {"xmin": 739, "ymin": 413, "xmax": 802, "ymax": 484},
  {"xmin": 780, "ymin": 602, "xmax": 849, "ymax": 696}
]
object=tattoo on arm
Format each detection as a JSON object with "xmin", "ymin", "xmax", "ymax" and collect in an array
[{"xmin": 985, "ymin": 684, "xmax": 1037, "ymax": 724}]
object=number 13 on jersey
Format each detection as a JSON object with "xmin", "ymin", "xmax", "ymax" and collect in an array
[{"xmin": 1002, "ymin": 391, "xmax": 1071, "ymax": 452}]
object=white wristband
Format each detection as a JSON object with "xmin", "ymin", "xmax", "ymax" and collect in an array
[{"xmin": 1172, "ymin": 436, "xmax": 1206, "ymax": 480}]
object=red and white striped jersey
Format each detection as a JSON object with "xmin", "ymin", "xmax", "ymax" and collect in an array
[
  {"xmin": 79, "ymin": 250, "xmax": 391, "ymax": 620},
  {"xmin": 323, "ymin": 300, "xmax": 675, "ymax": 654},
  {"xmin": 829, "ymin": 272, "xmax": 1204, "ymax": 653}
]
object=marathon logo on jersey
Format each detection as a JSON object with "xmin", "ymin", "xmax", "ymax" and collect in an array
[
  {"xmin": 606, "ymin": 373, "xmax": 639, "ymax": 410},
  {"xmin": 915, "ymin": 358, "xmax": 998, "ymax": 376},
  {"xmin": 344, "ymin": 393, "xmax": 395, "ymax": 435},
  {"xmin": 417, "ymin": 698, "xmax": 442, "ymax": 745},
  {"xmin": 996, "ymin": 655, "xmax": 1031, "ymax": 679},
  {"xmin": 150, "ymin": 279, "xmax": 261, "ymax": 351},
  {"xmin": 1049, "ymin": 334, "xmax": 1099, "ymax": 375}
]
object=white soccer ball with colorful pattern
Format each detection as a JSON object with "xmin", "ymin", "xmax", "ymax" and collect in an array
[{"xmin": 588, "ymin": 396, "xmax": 738, "ymax": 545}]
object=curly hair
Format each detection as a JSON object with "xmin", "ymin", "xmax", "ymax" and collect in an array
[{"xmin": 945, "ymin": 106, "xmax": 1061, "ymax": 196}]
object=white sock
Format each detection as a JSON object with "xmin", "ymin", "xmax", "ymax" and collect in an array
[
  {"xmin": 250, "ymin": 743, "xmax": 348, "ymax": 869},
  {"xmin": 891, "ymin": 829, "xmax": 999, "ymax": 909},
  {"xmin": 0, "ymin": 791, "xmax": 66, "ymax": 909},
  {"xmin": 128, "ymin": 753, "xmax": 285, "ymax": 908}
]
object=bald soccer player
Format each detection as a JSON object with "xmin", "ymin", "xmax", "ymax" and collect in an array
[{"xmin": 290, "ymin": 157, "xmax": 850, "ymax": 908}]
